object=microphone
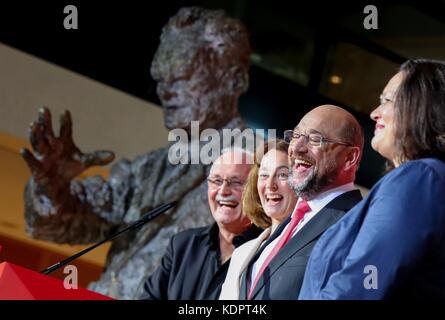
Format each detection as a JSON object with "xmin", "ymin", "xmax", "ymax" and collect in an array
[{"xmin": 40, "ymin": 201, "xmax": 177, "ymax": 275}]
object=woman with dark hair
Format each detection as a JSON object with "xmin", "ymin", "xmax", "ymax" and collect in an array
[
  {"xmin": 219, "ymin": 139, "xmax": 297, "ymax": 299},
  {"xmin": 299, "ymin": 59, "xmax": 445, "ymax": 300}
]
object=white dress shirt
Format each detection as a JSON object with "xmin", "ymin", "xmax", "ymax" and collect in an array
[{"xmin": 249, "ymin": 182, "xmax": 357, "ymax": 291}]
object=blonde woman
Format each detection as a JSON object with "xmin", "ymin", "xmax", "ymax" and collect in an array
[{"xmin": 219, "ymin": 139, "xmax": 297, "ymax": 299}]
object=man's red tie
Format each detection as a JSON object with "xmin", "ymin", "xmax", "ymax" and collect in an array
[{"xmin": 247, "ymin": 200, "xmax": 311, "ymax": 299}]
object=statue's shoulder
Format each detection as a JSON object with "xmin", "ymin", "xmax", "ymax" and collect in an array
[
  {"xmin": 105, "ymin": 147, "xmax": 167, "ymax": 184},
  {"xmin": 133, "ymin": 147, "xmax": 167, "ymax": 164},
  {"xmin": 221, "ymin": 116, "xmax": 246, "ymax": 131}
]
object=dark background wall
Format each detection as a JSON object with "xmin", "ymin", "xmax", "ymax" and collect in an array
[{"xmin": 1, "ymin": 0, "xmax": 445, "ymax": 188}]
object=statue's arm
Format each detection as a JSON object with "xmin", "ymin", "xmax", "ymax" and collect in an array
[
  {"xmin": 24, "ymin": 157, "xmax": 134, "ymax": 244},
  {"xmin": 21, "ymin": 108, "xmax": 134, "ymax": 244}
]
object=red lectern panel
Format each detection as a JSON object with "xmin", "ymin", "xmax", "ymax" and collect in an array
[{"xmin": 0, "ymin": 262, "xmax": 112, "ymax": 300}]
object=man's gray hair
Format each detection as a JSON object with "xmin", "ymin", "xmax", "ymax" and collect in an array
[{"xmin": 216, "ymin": 146, "xmax": 254, "ymax": 165}]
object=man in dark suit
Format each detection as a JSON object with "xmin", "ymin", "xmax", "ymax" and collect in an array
[
  {"xmin": 141, "ymin": 148, "xmax": 262, "ymax": 300},
  {"xmin": 240, "ymin": 105, "xmax": 364, "ymax": 300}
]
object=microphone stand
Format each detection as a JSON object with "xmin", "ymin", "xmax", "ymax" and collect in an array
[{"xmin": 40, "ymin": 201, "xmax": 177, "ymax": 275}]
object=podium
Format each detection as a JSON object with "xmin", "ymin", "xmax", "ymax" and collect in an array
[{"xmin": 0, "ymin": 261, "xmax": 113, "ymax": 300}]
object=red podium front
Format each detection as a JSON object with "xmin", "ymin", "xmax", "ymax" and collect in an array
[{"xmin": 0, "ymin": 262, "xmax": 112, "ymax": 300}]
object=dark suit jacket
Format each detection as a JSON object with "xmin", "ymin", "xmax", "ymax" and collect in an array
[
  {"xmin": 239, "ymin": 189, "xmax": 363, "ymax": 300},
  {"xmin": 140, "ymin": 223, "xmax": 262, "ymax": 300}
]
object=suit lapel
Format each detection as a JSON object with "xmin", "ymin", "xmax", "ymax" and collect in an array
[
  {"xmin": 240, "ymin": 229, "xmax": 272, "ymax": 271},
  {"xmin": 249, "ymin": 189, "xmax": 362, "ymax": 299},
  {"xmin": 239, "ymin": 267, "xmax": 248, "ymax": 299},
  {"xmin": 247, "ymin": 217, "xmax": 290, "ymax": 266},
  {"xmin": 240, "ymin": 219, "xmax": 289, "ymax": 299},
  {"xmin": 222, "ymin": 228, "xmax": 270, "ymax": 300}
]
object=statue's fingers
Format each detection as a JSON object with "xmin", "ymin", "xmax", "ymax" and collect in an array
[
  {"xmin": 28, "ymin": 120, "xmax": 48, "ymax": 156},
  {"xmin": 38, "ymin": 107, "xmax": 55, "ymax": 142},
  {"xmin": 20, "ymin": 148, "xmax": 42, "ymax": 172},
  {"xmin": 83, "ymin": 150, "xmax": 115, "ymax": 168},
  {"xmin": 59, "ymin": 110, "xmax": 73, "ymax": 140}
]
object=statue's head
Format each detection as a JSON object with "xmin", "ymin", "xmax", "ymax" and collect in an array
[{"xmin": 151, "ymin": 7, "xmax": 251, "ymax": 131}]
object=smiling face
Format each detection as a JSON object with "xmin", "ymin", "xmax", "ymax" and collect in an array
[
  {"xmin": 207, "ymin": 151, "xmax": 252, "ymax": 232},
  {"xmin": 257, "ymin": 149, "xmax": 297, "ymax": 224},
  {"xmin": 370, "ymin": 71, "xmax": 404, "ymax": 162},
  {"xmin": 288, "ymin": 106, "xmax": 354, "ymax": 200}
]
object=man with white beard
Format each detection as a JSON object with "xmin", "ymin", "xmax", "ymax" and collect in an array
[
  {"xmin": 141, "ymin": 148, "xmax": 261, "ymax": 299},
  {"xmin": 240, "ymin": 105, "xmax": 364, "ymax": 300}
]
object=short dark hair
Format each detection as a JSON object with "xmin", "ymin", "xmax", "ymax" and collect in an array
[
  {"xmin": 394, "ymin": 59, "xmax": 445, "ymax": 163},
  {"xmin": 338, "ymin": 114, "xmax": 365, "ymax": 165}
]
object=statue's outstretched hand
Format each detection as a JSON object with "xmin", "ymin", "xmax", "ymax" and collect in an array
[{"xmin": 21, "ymin": 108, "xmax": 115, "ymax": 195}]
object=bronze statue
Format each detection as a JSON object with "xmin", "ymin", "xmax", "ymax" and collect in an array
[{"xmin": 21, "ymin": 7, "xmax": 251, "ymax": 299}]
